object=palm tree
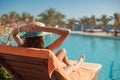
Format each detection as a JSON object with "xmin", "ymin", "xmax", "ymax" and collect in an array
[
  {"xmin": 89, "ymin": 15, "xmax": 96, "ymax": 29},
  {"xmin": 57, "ymin": 20, "xmax": 67, "ymax": 28},
  {"xmin": 112, "ymin": 13, "xmax": 120, "ymax": 29},
  {"xmin": 0, "ymin": 11, "xmax": 20, "ymax": 26},
  {"xmin": 0, "ymin": 13, "xmax": 9, "ymax": 25},
  {"xmin": 38, "ymin": 8, "xmax": 65, "ymax": 27},
  {"xmin": 78, "ymin": 16, "xmax": 90, "ymax": 31},
  {"xmin": 6, "ymin": 11, "xmax": 21, "ymax": 29},
  {"xmin": 97, "ymin": 14, "xmax": 112, "ymax": 29},
  {"xmin": 67, "ymin": 18, "xmax": 77, "ymax": 30},
  {"xmin": 20, "ymin": 12, "xmax": 34, "ymax": 24},
  {"xmin": 8, "ymin": 11, "xmax": 20, "ymax": 22},
  {"xmin": 0, "ymin": 13, "xmax": 12, "ymax": 33}
]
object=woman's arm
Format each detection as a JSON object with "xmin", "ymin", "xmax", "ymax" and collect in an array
[
  {"xmin": 45, "ymin": 28, "xmax": 70, "ymax": 51},
  {"xmin": 12, "ymin": 28, "xmax": 23, "ymax": 46},
  {"xmin": 12, "ymin": 24, "xmax": 34, "ymax": 46},
  {"xmin": 32, "ymin": 25, "xmax": 71, "ymax": 51}
]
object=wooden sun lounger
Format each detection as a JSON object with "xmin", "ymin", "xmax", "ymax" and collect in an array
[
  {"xmin": 84, "ymin": 29, "xmax": 103, "ymax": 33},
  {"xmin": 106, "ymin": 30, "xmax": 120, "ymax": 36},
  {"xmin": 0, "ymin": 45, "xmax": 102, "ymax": 80}
]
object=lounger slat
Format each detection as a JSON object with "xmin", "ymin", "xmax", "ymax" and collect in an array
[
  {"xmin": 1, "ymin": 60, "xmax": 47, "ymax": 72},
  {"xmin": 12, "ymin": 66, "xmax": 50, "ymax": 80},
  {"xmin": 0, "ymin": 53, "xmax": 47, "ymax": 65},
  {"xmin": 22, "ymin": 76, "xmax": 51, "ymax": 80},
  {"xmin": 20, "ymin": 72, "xmax": 50, "ymax": 80},
  {"xmin": 8, "ymin": 64, "xmax": 47, "ymax": 74},
  {"xmin": 11, "ymin": 66, "xmax": 48, "ymax": 77}
]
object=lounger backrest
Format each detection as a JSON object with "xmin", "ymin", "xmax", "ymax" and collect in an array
[
  {"xmin": 0, "ymin": 53, "xmax": 50, "ymax": 80},
  {"xmin": 0, "ymin": 45, "xmax": 64, "ymax": 80}
]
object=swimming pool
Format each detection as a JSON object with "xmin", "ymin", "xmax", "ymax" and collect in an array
[
  {"xmin": 44, "ymin": 33, "xmax": 120, "ymax": 80},
  {"xmin": 0, "ymin": 33, "xmax": 120, "ymax": 80}
]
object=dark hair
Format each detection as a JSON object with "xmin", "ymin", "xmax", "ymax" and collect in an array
[{"xmin": 22, "ymin": 36, "xmax": 44, "ymax": 48}]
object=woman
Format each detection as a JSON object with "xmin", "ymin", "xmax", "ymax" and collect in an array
[{"xmin": 12, "ymin": 22, "xmax": 84, "ymax": 73}]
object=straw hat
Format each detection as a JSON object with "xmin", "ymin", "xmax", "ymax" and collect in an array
[
  {"xmin": 32, "ymin": 21, "xmax": 45, "ymax": 27},
  {"xmin": 21, "ymin": 22, "xmax": 46, "ymax": 39}
]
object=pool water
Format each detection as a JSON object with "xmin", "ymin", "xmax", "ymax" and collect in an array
[
  {"xmin": 45, "ymin": 34, "xmax": 120, "ymax": 80},
  {"xmin": 0, "ymin": 34, "xmax": 120, "ymax": 80}
]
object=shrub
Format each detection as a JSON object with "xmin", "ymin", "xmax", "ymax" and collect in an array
[{"xmin": 0, "ymin": 66, "xmax": 11, "ymax": 80}]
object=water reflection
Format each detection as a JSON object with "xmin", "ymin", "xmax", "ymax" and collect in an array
[
  {"xmin": 113, "ymin": 40, "xmax": 120, "ymax": 57},
  {"xmin": 109, "ymin": 61, "xmax": 120, "ymax": 80}
]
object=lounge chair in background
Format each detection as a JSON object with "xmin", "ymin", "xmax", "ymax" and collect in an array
[
  {"xmin": 84, "ymin": 29, "xmax": 103, "ymax": 33},
  {"xmin": 106, "ymin": 29, "xmax": 120, "ymax": 36},
  {"xmin": 0, "ymin": 45, "xmax": 102, "ymax": 80}
]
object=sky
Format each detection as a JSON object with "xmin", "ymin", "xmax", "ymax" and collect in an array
[{"xmin": 0, "ymin": 0, "xmax": 120, "ymax": 20}]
